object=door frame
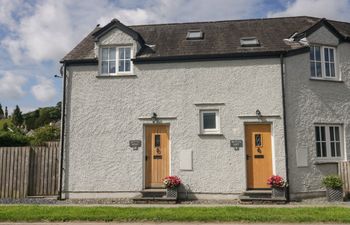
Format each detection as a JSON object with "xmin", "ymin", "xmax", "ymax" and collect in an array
[
  {"xmin": 142, "ymin": 123, "xmax": 171, "ymax": 189},
  {"xmin": 243, "ymin": 122, "xmax": 276, "ymax": 190}
]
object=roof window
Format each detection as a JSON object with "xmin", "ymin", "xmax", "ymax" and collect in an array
[
  {"xmin": 186, "ymin": 30, "xmax": 204, "ymax": 40},
  {"xmin": 240, "ymin": 37, "xmax": 260, "ymax": 47}
]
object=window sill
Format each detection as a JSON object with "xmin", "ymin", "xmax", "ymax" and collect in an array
[
  {"xmin": 314, "ymin": 160, "xmax": 341, "ymax": 165},
  {"xmin": 198, "ymin": 133, "xmax": 224, "ymax": 136},
  {"xmin": 97, "ymin": 74, "xmax": 137, "ymax": 78},
  {"xmin": 309, "ymin": 78, "xmax": 343, "ymax": 83}
]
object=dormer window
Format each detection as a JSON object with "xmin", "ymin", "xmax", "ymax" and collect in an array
[
  {"xmin": 186, "ymin": 30, "xmax": 203, "ymax": 40},
  {"xmin": 310, "ymin": 45, "xmax": 336, "ymax": 80},
  {"xmin": 240, "ymin": 37, "xmax": 260, "ymax": 47},
  {"xmin": 100, "ymin": 46, "xmax": 132, "ymax": 75}
]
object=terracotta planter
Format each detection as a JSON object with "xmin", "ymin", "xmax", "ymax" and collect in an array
[
  {"xmin": 326, "ymin": 187, "xmax": 343, "ymax": 202},
  {"xmin": 272, "ymin": 187, "xmax": 286, "ymax": 198},
  {"xmin": 166, "ymin": 188, "xmax": 178, "ymax": 198}
]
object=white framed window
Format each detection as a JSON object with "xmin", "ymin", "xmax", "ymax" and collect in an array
[
  {"xmin": 200, "ymin": 110, "xmax": 220, "ymax": 134},
  {"xmin": 100, "ymin": 46, "xmax": 132, "ymax": 75},
  {"xmin": 315, "ymin": 124, "xmax": 343, "ymax": 160},
  {"xmin": 310, "ymin": 46, "xmax": 337, "ymax": 79}
]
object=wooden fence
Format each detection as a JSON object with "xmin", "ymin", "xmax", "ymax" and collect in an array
[
  {"xmin": 0, "ymin": 142, "xmax": 60, "ymax": 198},
  {"xmin": 339, "ymin": 161, "xmax": 350, "ymax": 195}
]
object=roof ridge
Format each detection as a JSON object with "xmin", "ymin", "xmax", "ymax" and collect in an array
[{"xmin": 129, "ymin": 16, "xmax": 320, "ymax": 28}]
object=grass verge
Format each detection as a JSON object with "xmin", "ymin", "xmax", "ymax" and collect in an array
[{"xmin": 0, "ymin": 205, "xmax": 349, "ymax": 223}]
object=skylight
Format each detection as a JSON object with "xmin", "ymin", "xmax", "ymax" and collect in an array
[
  {"xmin": 240, "ymin": 37, "xmax": 260, "ymax": 47},
  {"xmin": 187, "ymin": 30, "xmax": 204, "ymax": 40}
]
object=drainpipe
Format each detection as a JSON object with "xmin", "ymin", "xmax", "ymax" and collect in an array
[
  {"xmin": 280, "ymin": 54, "xmax": 290, "ymax": 202},
  {"xmin": 58, "ymin": 63, "xmax": 67, "ymax": 200}
]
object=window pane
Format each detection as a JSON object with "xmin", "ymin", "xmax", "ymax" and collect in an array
[
  {"xmin": 315, "ymin": 127, "xmax": 320, "ymax": 141},
  {"xmin": 331, "ymin": 142, "xmax": 335, "ymax": 157},
  {"xmin": 125, "ymin": 60, "xmax": 130, "ymax": 71},
  {"xmin": 109, "ymin": 61, "xmax": 116, "ymax": 73},
  {"xmin": 330, "ymin": 63, "xmax": 335, "ymax": 77},
  {"xmin": 316, "ymin": 142, "xmax": 321, "ymax": 157},
  {"xmin": 102, "ymin": 48, "xmax": 108, "ymax": 60},
  {"xmin": 155, "ymin": 134, "xmax": 160, "ymax": 147},
  {"xmin": 125, "ymin": 48, "xmax": 131, "ymax": 59},
  {"xmin": 316, "ymin": 62, "xmax": 322, "ymax": 77},
  {"xmin": 310, "ymin": 62, "xmax": 316, "ymax": 77},
  {"xmin": 325, "ymin": 63, "xmax": 330, "ymax": 77},
  {"xmin": 118, "ymin": 60, "xmax": 125, "ymax": 72},
  {"xmin": 324, "ymin": 48, "xmax": 329, "ymax": 61},
  {"xmin": 119, "ymin": 48, "xmax": 125, "ymax": 59},
  {"xmin": 315, "ymin": 46, "xmax": 321, "ymax": 61},
  {"xmin": 203, "ymin": 112, "xmax": 216, "ymax": 129},
  {"xmin": 322, "ymin": 142, "xmax": 327, "ymax": 157},
  {"xmin": 330, "ymin": 126, "xmax": 334, "ymax": 141},
  {"xmin": 321, "ymin": 127, "xmax": 326, "ymax": 141},
  {"xmin": 109, "ymin": 48, "xmax": 116, "ymax": 60},
  {"xmin": 329, "ymin": 48, "xmax": 334, "ymax": 62},
  {"xmin": 255, "ymin": 134, "xmax": 262, "ymax": 147},
  {"xmin": 310, "ymin": 46, "xmax": 315, "ymax": 60},
  {"xmin": 336, "ymin": 143, "xmax": 341, "ymax": 157},
  {"xmin": 334, "ymin": 127, "xmax": 340, "ymax": 141},
  {"xmin": 102, "ymin": 61, "xmax": 108, "ymax": 74}
]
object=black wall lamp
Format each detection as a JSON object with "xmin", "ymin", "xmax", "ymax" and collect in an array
[
  {"xmin": 256, "ymin": 109, "xmax": 262, "ymax": 119},
  {"xmin": 151, "ymin": 112, "xmax": 158, "ymax": 123}
]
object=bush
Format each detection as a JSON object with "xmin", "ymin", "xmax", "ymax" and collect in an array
[
  {"xmin": 322, "ymin": 175, "xmax": 343, "ymax": 189},
  {"xmin": 0, "ymin": 131, "xmax": 30, "ymax": 147},
  {"xmin": 30, "ymin": 125, "xmax": 60, "ymax": 146}
]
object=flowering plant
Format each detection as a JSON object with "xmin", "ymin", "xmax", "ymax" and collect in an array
[
  {"xmin": 163, "ymin": 176, "xmax": 182, "ymax": 189},
  {"xmin": 267, "ymin": 175, "xmax": 287, "ymax": 188}
]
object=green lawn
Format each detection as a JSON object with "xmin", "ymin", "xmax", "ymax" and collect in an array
[{"xmin": 0, "ymin": 205, "xmax": 350, "ymax": 223}]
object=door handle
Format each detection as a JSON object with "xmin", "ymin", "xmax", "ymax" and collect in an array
[{"xmin": 246, "ymin": 154, "xmax": 251, "ymax": 160}]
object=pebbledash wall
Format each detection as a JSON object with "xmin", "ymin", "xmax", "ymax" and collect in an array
[
  {"xmin": 62, "ymin": 28, "xmax": 287, "ymax": 199},
  {"xmin": 285, "ymin": 26, "xmax": 350, "ymax": 200}
]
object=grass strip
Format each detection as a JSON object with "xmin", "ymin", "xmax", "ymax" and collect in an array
[{"xmin": 0, "ymin": 205, "xmax": 349, "ymax": 223}]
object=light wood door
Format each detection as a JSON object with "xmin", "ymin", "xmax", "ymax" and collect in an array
[
  {"xmin": 245, "ymin": 124, "xmax": 273, "ymax": 189},
  {"xmin": 145, "ymin": 125, "xmax": 169, "ymax": 188}
]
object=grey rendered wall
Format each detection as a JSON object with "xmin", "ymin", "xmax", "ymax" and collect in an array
[
  {"xmin": 285, "ymin": 26, "xmax": 350, "ymax": 199},
  {"xmin": 63, "ymin": 28, "xmax": 286, "ymax": 198}
]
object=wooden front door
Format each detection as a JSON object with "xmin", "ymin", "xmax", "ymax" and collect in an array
[
  {"xmin": 145, "ymin": 125, "xmax": 169, "ymax": 188},
  {"xmin": 245, "ymin": 124, "xmax": 273, "ymax": 189}
]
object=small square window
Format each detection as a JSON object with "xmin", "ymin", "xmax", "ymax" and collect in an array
[
  {"xmin": 186, "ymin": 30, "xmax": 204, "ymax": 40},
  {"xmin": 100, "ymin": 46, "xmax": 133, "ymax": 76},
  {"xmin": 240, "ymin": 37, "xmax": 260, "ymax": 47},
  {"xmin": 200, "ymin": 110, "xmax": 220, "ymax": 134},
  {"xmin": 315, "ymin": 124, "xmax": 343, "ymax": 160}
]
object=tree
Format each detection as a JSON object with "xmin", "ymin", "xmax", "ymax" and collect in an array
[
  {"xmin": 2, "ymin": 122, "xmax": 8, "ymax": 131},
  {"xmin": 12, "ymin": 105, "xmax": 24, "ymax": 127},
  {"xmin": 5, "ymin": 106, "xmax": 8, "ymax": 119},
  {"xmin": 0, "ymin": 104, "xmax": 4, "ymax": 119}
]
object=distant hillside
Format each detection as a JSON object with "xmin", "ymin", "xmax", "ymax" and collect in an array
[{"xmin": 23, "ymin": 102, "xmax": 61, "ymax": 130}]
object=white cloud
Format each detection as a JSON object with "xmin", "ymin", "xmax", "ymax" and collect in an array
[
  {"xmin": 268, "ymin": 0, "xmax": 350, "ymax": 21},
  {"xmin": 0, "ymin": 72, "xmax": 27, "ymax": 99},
  {"xmin": 31, "ymin": 77, "xmax": 57, "ymax": 102}
]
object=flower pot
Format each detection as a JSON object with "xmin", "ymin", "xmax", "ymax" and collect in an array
[
  {"xmin": 272, "ymin": 187, "xmax": 286, "ymax": 198},
  {"xmin": 326, "ymin": 187, "xmax": 343, "ymax": 202},
  {"xmin": 166, "ymin": 188, "xmax": 178, "ymax": 198}
]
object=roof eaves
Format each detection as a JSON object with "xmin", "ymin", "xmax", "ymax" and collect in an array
[{"xmin": 60, "ymin": 58, "xmax": 98, "ymax": 65}]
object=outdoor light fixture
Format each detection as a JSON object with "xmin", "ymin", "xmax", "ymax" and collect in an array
[
  {"xmin": 151, "ymin": 112, "xmax": 158, "ymax": 123},
  {"xmin": 256, "ymin": 109, "xmax": 262, "ymax": 118}
]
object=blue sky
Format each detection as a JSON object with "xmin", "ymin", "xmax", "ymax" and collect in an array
[{"xmin": 1, "ymin": 0, "xmax": 350, "ymax": 114}]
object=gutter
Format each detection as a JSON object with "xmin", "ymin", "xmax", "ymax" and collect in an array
[
  {"xmin": 280, "ymin": 54, "xmax": 290, "ymax": 202},
  {"xmin": 58, "ymin": 63, "xmax": 67, "ymax": 200}
]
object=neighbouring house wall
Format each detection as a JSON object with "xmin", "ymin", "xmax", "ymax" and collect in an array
[
  {"xmin": 285, "ymin": 26, "xmax": 350, "ymax": 199},
  {"xmin": 63, "ymin": 57, "xmax": 286, "ymax": 199}
]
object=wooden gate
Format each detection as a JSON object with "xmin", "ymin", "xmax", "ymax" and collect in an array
[{"xmin": 338, "ymin": 161, "xmax": 350, "ymax": 195}]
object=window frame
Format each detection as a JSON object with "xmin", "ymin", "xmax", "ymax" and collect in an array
[
  {"xmin": 200, "ymin": 110, "xmax": 220, "ymax": 134},
  {"xmin": 310, "ymin": 45, "xmax": 337, "ymax": 80},
  {"xmin": 314, "ymin": 124, "xmax": 343, "ymax": 161},
  {"xmin": 99, "ymin": 46, "xmax": 133, "ymax": 76}
]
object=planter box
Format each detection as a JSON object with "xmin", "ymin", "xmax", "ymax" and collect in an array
[
  {"xmin": 272, "ymin": 187, "xmax": 286, "ymax": 199},
  {"xmin": 166, "ymin": 188, "xmax": 178, "ymax": 198},
  {"xmin": 326, "ymin": 187, "xmax": 343, "ymax": 202}
]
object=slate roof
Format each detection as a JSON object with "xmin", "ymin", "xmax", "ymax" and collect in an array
[{"xmin": 61, "ymin": 16, "xmax": 350, "ymax": 63}]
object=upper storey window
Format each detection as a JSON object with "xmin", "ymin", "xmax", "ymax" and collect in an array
[
  {"xmin": 310, "ymin": 46, "xmax": 336, "ymax": 79},
  {"xmin": 101, "ymin": 46, "xmax": 132, "ymax": 75}
]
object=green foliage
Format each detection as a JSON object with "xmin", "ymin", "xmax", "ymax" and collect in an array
[
  {"xmin": 4, "ymin": 106, "xmax": 8, "ymax": 119},
  {"xmin": 2, "ymin": 122, "xmax": 8, "ymax": 131},
  {"xmin": 0, "ymin": 131, "xmax": 30, "ymax": 147},
  {"xmin": 30, "ymin": 125, "xmax": 60, "ymax": 146},
  {"xmin": 0, "ymin": 104, "xmax": 4, "ymax": 119},
  {"xmin": 12, "ymin": 105, "xmax": 23, "ymax": 127},
  {"xmin": 0, "ymin": 206, "xmax": 350, "ymax": 222},
  {"xmin": 322, "ymin": 175, "xmax": 343, "ymax": 189},
  {"xmin": 24, "ymin": 103, "xmax": 61, "ymax": 130}
]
